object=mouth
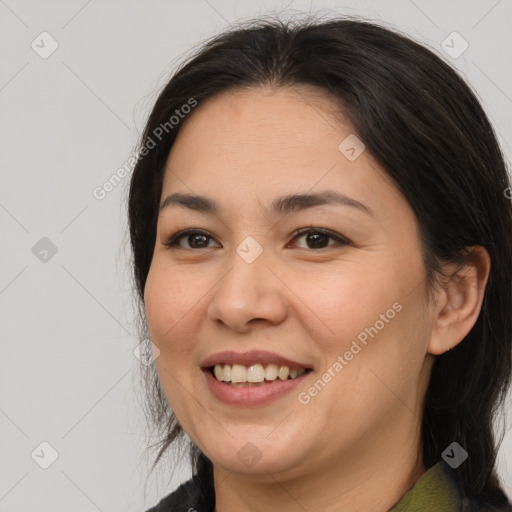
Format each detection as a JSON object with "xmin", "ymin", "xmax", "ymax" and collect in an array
[
  {"xmin": 201, "ymin": 363, "xmax": 314, "ymax": 406},
  {"xmin": 205, "ymin": 363, "xmax": 313, "ymax": 386},
  {"xmin": 199, "ymin": 349, "xmax": 314, "ymax": 405}
]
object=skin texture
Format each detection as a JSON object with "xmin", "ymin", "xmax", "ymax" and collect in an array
[{"xmin": 143, "ymin": 85, "xmax": 490, "ymax": 512}]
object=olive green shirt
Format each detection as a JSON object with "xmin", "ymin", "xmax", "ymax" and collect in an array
[{"xmin": 389, "ymin": 460, "xmax": 460, "ymax": 511}]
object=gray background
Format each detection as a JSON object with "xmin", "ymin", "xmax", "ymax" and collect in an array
[{"xmin": 1, "ymin": 0, "xmax": 511, "ymax": 510}]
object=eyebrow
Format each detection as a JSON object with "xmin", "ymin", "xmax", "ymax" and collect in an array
[{"xmin": 159, "ymin": 190, "xmax": 374, "ymax": 217}]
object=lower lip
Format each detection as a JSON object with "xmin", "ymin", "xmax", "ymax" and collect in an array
[{"xmin": 202, "ymin": 368, "xmax": 312, "ymax": 406}]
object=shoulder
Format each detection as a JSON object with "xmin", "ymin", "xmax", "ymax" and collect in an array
[
  {"xmin": 460, "ymin": 489, "xmax": 512, "ymax": 512},
  {"xmin": 144, "ymin": 474, "xmax": 212, "ymax": 512},
  {"xmin": 438, "ymin": 461, "xmax": 512, "ymax": 512},
  {"xmin": 440, "ymin": 462, "xmax": 512, "ymax": 512}
]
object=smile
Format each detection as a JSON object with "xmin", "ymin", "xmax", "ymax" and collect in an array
[
  {"xmin": 212, "ymin": 363, "xmax": 308, "ymax": 384},
  {"xmin": 202, "ymin": 366, "xmax": 313, "ymax": 406}
]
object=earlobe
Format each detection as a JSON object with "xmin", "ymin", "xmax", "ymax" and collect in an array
[{"xmin": 426, "ymin": 246, "xmax": 491, "ymax": 356}]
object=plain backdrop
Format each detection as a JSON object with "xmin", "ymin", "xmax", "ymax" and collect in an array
[{"xmin": 1, "ymin": 0, "xmax": 511, "ymax": 510}]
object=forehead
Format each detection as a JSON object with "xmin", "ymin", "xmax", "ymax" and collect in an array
[
  {"xmin": 160, "ymin": 86, "xmax": 406, "ymax": 221},
  {"xmin": 167, "ymin": 85, "xmax": 347, "ymax": 159}
]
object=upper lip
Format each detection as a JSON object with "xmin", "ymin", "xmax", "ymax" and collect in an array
[{"xmin": 200, "ymin": 350, "xmax": 313, "ymax": 371}]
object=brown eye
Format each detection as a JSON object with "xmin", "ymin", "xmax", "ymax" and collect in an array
[
  {"xmin": 164, "ymin": 229, "xmax": 219, "ymax": 249},
  {"xmin": 290, "ymin": 228, "xmax": 350, "ymax": 250},
  {"xmin": 184, "ymin": 233, "xmax": 211, "ymax": 248}
]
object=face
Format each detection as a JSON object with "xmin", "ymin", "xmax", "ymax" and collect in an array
[{"xmin": 144, "ymin": 85, "xmax": 436, "ymax": 480}]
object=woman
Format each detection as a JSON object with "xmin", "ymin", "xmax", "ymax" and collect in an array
[{"xmin": 128, "ymin": 15, "xmax": 512, "ymax": 511}]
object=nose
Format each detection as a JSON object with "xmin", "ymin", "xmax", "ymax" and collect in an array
[{"xmin": 207, "ymin": 245, "xmax": 288, "ymax": 333}]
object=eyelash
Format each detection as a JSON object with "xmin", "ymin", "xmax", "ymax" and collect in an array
[{"xmin": 163, "ymin": 227, "xmax": 351, "ymax": 251}]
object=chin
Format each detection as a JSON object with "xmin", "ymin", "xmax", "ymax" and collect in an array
[{"xmin": 204, "ymin": 437, "xmax": 307, "ymax": 478}]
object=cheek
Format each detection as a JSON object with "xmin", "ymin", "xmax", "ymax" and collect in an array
[
  {"xmin": 143, "ymin": 266, "xmax": 201, "ymax": 417},
  {"xmin": 296, "ymin": 264, "xmax": 398, "ymax": 345},
  {"xmin": 143, "ymin": 264, "xmax": 197, "ymax": 354},
  {"xmin": 299, "ymin": 261, "xmax": 427, "ymax": 389},
  {"xmin": 145, "ymin": 261, "xmax": 191, "ymax": 324}
]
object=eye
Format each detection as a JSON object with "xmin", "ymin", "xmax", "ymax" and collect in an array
[
  {"xmin": 163, "ymin": 229, "xmax": 219, "ymax": 250},
  {"xmin": 288, "ymin": 227, "xmax": 351, "ymax": 250},
  {"xmin": 163, "ymin": 227, "xmax": 351, "ymax": 251}
]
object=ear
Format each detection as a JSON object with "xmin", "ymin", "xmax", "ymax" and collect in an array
[{"xmin": 427, "ymin": 246, "xmax": 491, "ymax": 355}]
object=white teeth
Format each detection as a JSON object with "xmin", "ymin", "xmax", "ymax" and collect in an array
[
  {"xmin": 247, "ymin": 364, "xmax": 265, "ymax": 382},
  {"xmin": 214, "ymin": 365, "xmax": 224, "ymax": 381},
  {"xmin": 231, "ymin": 364, "xmax": 247, "ymax": 383},
  {"xmin": 265, "ymin": 364, "xmax": 278, "ymax": 381},
  {"xmin": 278, "ymin": 366, "xmax": 289, "ymax": 380},
  {"xmin": 212, "ymin": 363, "xmax": 307, "ymax": 383}
]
